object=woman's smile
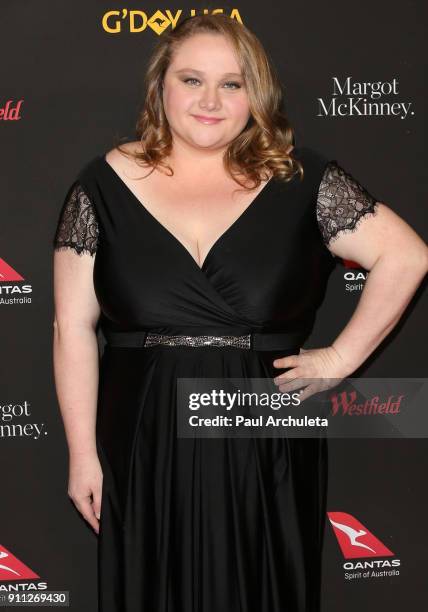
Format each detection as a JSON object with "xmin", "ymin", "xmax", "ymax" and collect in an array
[{"xmin": 191, "ymin": 114, "xmax": 224, "ymax": 124}]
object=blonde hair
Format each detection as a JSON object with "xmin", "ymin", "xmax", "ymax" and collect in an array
[{"xmin": 116, "ymin": 13, "xmax": 304, "ymax": 189}]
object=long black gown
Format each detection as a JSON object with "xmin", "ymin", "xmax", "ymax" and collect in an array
[{"xmin": 52, "ymin": 145, "xmax": 379, "ymax": 612}]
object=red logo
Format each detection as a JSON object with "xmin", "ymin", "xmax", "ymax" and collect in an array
[
  {"xmin": 0, "ymin": 258, "xmax": 24, "ymax": 281},
  {"xmin": 327, "ymin": 512, "xmax": 394, "ymax": 558},
  {"xmin": 0, "ymin": 100, "xmax": 23, "ymax": 121},
  {"xmin": 343, "ymin": 259, "xmax": 361, "ymax": 269},
  {"xmin": 342, "ymin": 259, "xmax": 363, "ymax": 269},
  {"xmin": 0, "ymin": 544, "xmax": 40, "ymax": 581},
  {"xmin": 330, "ymin": 390, "xmax": 403, "ymax": 416}
]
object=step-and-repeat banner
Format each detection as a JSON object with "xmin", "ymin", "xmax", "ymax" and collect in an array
[{"xmin": 1, "ymin": 2, "xmax": 427, "ymax": 610}]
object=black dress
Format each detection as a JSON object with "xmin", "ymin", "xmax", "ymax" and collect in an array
[{"xmin": 53, "ymin": 146, "xmax": 379, "ymax": 612}]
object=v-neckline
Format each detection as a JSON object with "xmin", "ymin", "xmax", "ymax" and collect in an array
[{"xmin": 99, "ymin": 154, "xmax": 275, "ymax": 272}]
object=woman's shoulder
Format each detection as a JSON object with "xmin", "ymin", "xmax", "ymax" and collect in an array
[
  {"xmin": 104, "ymin": 140, "xmax": 143, "ymax": 172},
  {"xmin": 73, "ymin": 141, "xmax": 141, "ymax": 182}
]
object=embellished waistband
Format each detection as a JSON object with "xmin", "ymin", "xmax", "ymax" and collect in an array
[
  {"xmin": 102, "ymin": 329, "xmax": 309, "ymax": 351},
  {"xmin": 145, "ymin": 332, "xmax": 251, "ymax": 349}
]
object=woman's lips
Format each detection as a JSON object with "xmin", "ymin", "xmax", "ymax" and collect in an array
[{"xmin": 192, "ymin": 115, "xmax": 224, "ymax": 125}]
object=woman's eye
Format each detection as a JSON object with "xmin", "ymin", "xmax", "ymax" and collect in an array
[
  {"xmin": 223, "ymin": 81, "xmax": 242, "ymax": 90},
  {"xmin": 183, "ymin": 78, "xmax": 200, "ymax": 86},
  {"xmin": 182, "ymin": 78, "xmax": 242, "ymax": 90}
]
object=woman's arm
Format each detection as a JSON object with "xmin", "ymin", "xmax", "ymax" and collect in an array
[
  {"xmin": 53, "ymin": 248, "xmax": 102, "ymax": 533},
  {"xmin": 327, "ymin": 202, "xmax": 428, "ymax": 373},
  {"xmin": 273, "ymin": 202, "xmax": 428, "ymax": 397}
]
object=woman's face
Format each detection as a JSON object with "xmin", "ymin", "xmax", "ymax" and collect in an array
[{"xmin": 162, "ymin": 33, "xmax": 251, "ymax": 152}]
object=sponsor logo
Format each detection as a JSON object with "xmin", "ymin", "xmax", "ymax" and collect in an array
[
  {"xmin": 0, "ymin": 544, "xmax": 68, "ymax": 603},
  {"xmin": 341, "ymin": 258, "xmax": 368, "ymax": 292},
  {"xmin": 317, "ymin": 77, "xmax": 413, "ymax": 119},
  {"xmin": 0, "ymin": 258, "xmax": 32, "ymax": 305},
  {"xmin": 101, "ymin": 8, "xmax": 243, "ymax": 35},
  {"xmin": 329, "ymin": 389, "xmax": 404, "ymax": 417},
  {"xmin": 328, "ymin": 512, "xmax": 401, "ymax": 581},
  {"xmin": 328, "ymin": 511, "xmax": 394, "ymax": 558},
  {"xmin": 0, "ymin": 100, "xmax": 23, "ymax": 121},
  {"xmin": 0, "ymin": 401, "xmax": 46, "ymax": 440},
  {"xmin": 0, "ymin": 546, "xmax": 39, "ymax": 582}
]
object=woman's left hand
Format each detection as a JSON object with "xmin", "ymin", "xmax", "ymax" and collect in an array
[{"xmin": 272, "ymin": 346, "xmax": 354, "ymax": 402}]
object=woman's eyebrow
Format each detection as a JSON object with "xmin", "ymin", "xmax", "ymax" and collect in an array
[{"xmin": 173, "ymin": 68, "xmax": 242, "ymax": 77}]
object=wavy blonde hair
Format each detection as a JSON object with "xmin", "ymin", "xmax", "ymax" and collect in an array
[{"xmin": 116, "ymin": 13, "xmax": 304, "ymax": 189}]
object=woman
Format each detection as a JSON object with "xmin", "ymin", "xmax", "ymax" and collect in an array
[{"xmin": 52, "ymin": 13, "xmax": 428, "ymax": 612}]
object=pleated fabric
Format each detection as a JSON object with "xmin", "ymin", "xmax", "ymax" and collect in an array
[{"xmin": 96, "ymin": 345, "xmax": 327, "ymax": 612}]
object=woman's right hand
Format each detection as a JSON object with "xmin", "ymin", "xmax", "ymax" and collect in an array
[{"xmin": 67, "ymin": 452, "xmax": 103, "ymax": 535}]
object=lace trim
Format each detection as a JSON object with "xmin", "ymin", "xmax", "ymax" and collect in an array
[
  {"xmin": 316, "ymin": 161, "xmax": 379, "ymax": 247},
  {"xmin": 53, "ymin": 181, "xmax": 99, "ymax": 256}
]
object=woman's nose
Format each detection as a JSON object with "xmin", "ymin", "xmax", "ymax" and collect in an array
[{"xmin": 198, "ymin": 86, "xmax": 220, "ymax": 110}]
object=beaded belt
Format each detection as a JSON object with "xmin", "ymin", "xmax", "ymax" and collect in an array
[
  {"xmin": 144, "ymin": 332, "xmax": 251, "ymax": 349},
  {"xmin": 103, "ymin": 329, "xmax": 309, "ymax": 351}
]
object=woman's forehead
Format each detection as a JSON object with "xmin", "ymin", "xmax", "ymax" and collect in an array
[{"xmin": 168, "ymin": 34, "xmax": 241, "ymax": 72}]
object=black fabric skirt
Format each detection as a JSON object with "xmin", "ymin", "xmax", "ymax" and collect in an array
[{"xmin": 95, "ymin": 342, "xmax": 328, "ymax": 612}]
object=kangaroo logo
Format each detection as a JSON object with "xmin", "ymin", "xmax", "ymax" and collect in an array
[
  {"xmin": 327, "ymin": 511, "xmax": 394, "ymax": 559},
  {"xmin": 0, "ymin": 545, "xmax": 39, "ymax": 581}
]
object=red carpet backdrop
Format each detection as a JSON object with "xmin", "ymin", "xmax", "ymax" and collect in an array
[{"xmin": 1, "ymin": 2, "xmax": 427, "ymax": 610}]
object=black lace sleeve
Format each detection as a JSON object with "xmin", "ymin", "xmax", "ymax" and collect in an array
[
  {"xmin": 316, "ymin": 160, "xmax": 379, "ymax": 249},
  {"xmin": 53, "ymin": 180, "xmax": 99, "ymax": 256}
]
